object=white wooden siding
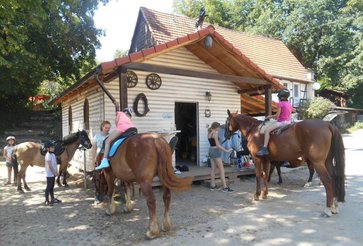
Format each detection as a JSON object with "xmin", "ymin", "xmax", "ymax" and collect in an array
[{"xmin": 104, "ymin": 47, "xmax": 240, "ymax": 166}]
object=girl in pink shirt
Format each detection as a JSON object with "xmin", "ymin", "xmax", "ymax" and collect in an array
[
  {"xmin": 96, "ymin": 106, "xmax": 135, "ymax": 170},
  {"xmin": 256, "ymin": 89, "xmax": 292, "ymax": 157}
]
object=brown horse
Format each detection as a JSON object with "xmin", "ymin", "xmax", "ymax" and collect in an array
[
  {"xmin": 225, "ymin": 110, "xmax": 345, "ymax": 217},
  {"xmin": 15, "ymin": 130, "xmax": 92, "ymax": 193},
  {"xmin": 99, "ymin": 132, "xmax": 193, "ymax": 239}
]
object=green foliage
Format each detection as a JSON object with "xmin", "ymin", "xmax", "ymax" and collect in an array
[
  {"xmin": 347, "ymin": 121, "xmax": 363, "ymax": 133},
  {"xmin": 300, "ymin": 97, "xmax": 335, "ymax": 119},
  {"xmin": 173, "ymin": 0, "xmax": 363, "ymax": 108},
  {"xmin": 114, "ymin": 49, "xmax": 129, "ymax": 59},
  {"xmin": 0, "ymin": 0, "xmax": 109, "ymax": 113}
]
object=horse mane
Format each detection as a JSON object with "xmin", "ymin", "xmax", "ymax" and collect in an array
[{"xmin": 62, "ymin": 131, "xmax": 79, "ymax": 145}]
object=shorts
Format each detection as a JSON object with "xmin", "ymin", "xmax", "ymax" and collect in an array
[
  {"xmin": 209, "ymin": 147, "xmax": 221, "ymax": 159},
  {"xmin": 6, "ymin": 162, "xmax": 12, "ymax": 168}
]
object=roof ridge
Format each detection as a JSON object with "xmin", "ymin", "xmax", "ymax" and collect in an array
[{"xmin": 141, "ymin": 6, "xmax": 283, "ymax": 43}]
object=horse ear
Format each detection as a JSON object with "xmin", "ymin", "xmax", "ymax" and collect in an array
[{"xmin": 227, "ymin": 109, "xmax": 231, "ymax": 117}]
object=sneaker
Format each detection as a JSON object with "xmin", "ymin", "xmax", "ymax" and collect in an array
[
  {"xmin": 95, "ymin": 158, "xmax": 110, "ymax": 170},
  {"xmin": 44, "ymin": 201, "xmax": 53, "ymax": 206},
  {"xmin": 210, "ymin": 185, "xmax": 217, "ymax": 191},
  {"xmin": 174, "ymin": 169, "xmax": 182, "ymax": 175},
  {"xmin": 256, "ymin": 147, "xmax": 269, "ymax": 157},
  {"xmin": 222, "ymin": 187, "xmax": 234, "ymax": 193},
  {"xmin": 51, "ymin": 198, "xmax": 62, "ymax": 204}
]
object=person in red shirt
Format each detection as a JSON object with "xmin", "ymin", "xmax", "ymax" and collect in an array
[{"xmin": 257, "ymin": 89, "xmax": 292, "ymax": 157}]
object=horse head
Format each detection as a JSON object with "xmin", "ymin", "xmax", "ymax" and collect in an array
[
  {"xmin": 226, "ymin": 110, "xmax": 258, "ymax": 139},
  {"xmin": 225, "ymin": 109, "xmax": 239, "ymax": 140},
  {"xmin": 77, "ymin": 130, "xmax": 92, "ymax": 149}
]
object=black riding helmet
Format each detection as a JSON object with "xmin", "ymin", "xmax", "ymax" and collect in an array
[
  {"xmin": 277, "ymin": 89, "xmax": 290, "ymax": 99},
  {"xmin": 44, "ymin": 140, "xmax": 55, "ymax": 148}
]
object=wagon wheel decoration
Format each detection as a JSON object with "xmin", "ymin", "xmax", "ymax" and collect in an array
[
  {"xmin": 145, "ymin": 73, "xmax": 162, "ymax": 90},
  {"xmin": 127, "ymin": 71, "xmax": 138, "ymax": 88}
]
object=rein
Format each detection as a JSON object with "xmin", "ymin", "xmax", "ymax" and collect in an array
[{"xmin": 245, "ymin": 121, "xmax": 262, "ymax": 138}]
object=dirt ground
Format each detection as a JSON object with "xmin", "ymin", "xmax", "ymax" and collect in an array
[{"xmin": 1, "ymin": 130, "xmax": 363, "ymax": 246}]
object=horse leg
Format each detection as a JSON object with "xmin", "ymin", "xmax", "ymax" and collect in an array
[
  {"xmin": 314, "ymin": 162, "xmax": 335, "ymax": 217},
  {"xmin": 62, "ymin": 169, "xmax": 69, "ymax": 187},
  {"xmin": 253, "ymin": 158, "xmax": 262, "ymax": 201},
  {"xmin": 262, "ymin": 160, "xmax": 270, "ymax": 199},
  {"xmin": 304, "ymin": 160, "xmax": 315, "ymax": 188},
  {"xmin": 17, "ymin": 164, "xmax": 27, "ymax": 193},
  {"xmin": 139, "ymin": 181, "xmax": 160, "ymax": 239},
  {"xmin": 103, "ymin": 170, "xmax": 116, "ymax": 215},
  {"xmin": 268, "ymin": 162, "xmax": 274, "ymax": 183},
  {"xmin": 276, "ymin": 164, "xmax": 282, "ymax": 185},
  {"xmin": 23, "ymin": 172, "xmax": 31, "ymax": 191},
  {"xmin": 122, "ymin": 182, "xmax": 134, "ymax": 213},
  {"xmin": 162, "ymin": 187, "xmax": 171, "ymax": 232}
]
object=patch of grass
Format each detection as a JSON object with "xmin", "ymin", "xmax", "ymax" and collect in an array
[{"xmin": 346, "ymin": 121, "xmax": 363, "ymax": 133}]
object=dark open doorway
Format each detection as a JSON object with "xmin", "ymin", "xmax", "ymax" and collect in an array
[{"xmin": 175, "ymin": 102, "xmax": 198, "ymax": 165}]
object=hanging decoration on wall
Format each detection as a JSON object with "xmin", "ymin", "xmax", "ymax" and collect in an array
[
  {"xmin": 145, "ymin": 73, "xmax": 162, "ymax": 90},
  {"xmin": 133, "ymin": 93, "xmax": 150, "ymax": 117},
  {"xmin": 126, "ymin": 71, "xmax": 138, "ymax": 88}
]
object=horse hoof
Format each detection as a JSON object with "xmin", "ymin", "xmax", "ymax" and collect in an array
[
  {"xmin": 146, "ymin": 230, "xmax": 160, "ymax": 240},
  {"xmin": 304, "ymin": 182, "xmax": 312, "ymax": 188},
  {"xmin": 262, "ymin": 194, "xmax": 268, "ymax": 199},
  {"xmin": 18, "ymin": 189, "xmax": 25, "ymax": 194},
  {"xmin": 323, "ymin": 208, "xmax": 332, "ymax": 217},
  {"xmin": 25, "ymin": 187, "xmax": 31, "ymax": 191},
  {"xmin": 253, "ymin": 194, "xmax": 259, "ymax": 201},
  {"xmin": 63, "ymin": 183, "xmax": 69, "ymax": 187}
]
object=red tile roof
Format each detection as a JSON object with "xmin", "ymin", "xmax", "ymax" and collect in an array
[{"xmin": 137, "ymin": 7, "xmax": 310, "ymax": 82}]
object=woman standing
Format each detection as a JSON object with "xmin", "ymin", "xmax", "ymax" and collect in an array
[{"xmin": 208, "ymin": 122, "xmax": 233, "ymax": 192}]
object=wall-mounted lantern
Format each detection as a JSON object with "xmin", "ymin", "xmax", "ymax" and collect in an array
[{"xmin": 205, "ymin": 91, "xmax": 212, "ymax": 102}]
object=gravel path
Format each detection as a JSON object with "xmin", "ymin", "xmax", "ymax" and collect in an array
[{"xmin": 1, "ymin": 130, "xmax": 362, "ymax": 246}]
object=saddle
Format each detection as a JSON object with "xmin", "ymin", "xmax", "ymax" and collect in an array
[
  {"xmin": 100, "ymin": 127, "xmax": 138, "ymax": 158},
  {"xmin": 40, "ymin": 140, "xmax": 65, "ymax": 156},
  {"xmin": 259, "ymin": 120, "xmax": 295, "ymax": 135}
]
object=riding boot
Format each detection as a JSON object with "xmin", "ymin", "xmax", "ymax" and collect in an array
[
  {"xmin": 256, "ymin": 147, "xmax": 269, "ymax": 156},
  {"xmin": 95, "ymin": 158, "xmax": 110, "ymax": 170}
]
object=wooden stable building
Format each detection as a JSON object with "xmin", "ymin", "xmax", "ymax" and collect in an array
[{"xmin": 54, "ymin": 7, "xmax": 316, "ymax": 171}]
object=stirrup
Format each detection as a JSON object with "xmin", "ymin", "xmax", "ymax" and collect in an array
[{"xmin": 95, "ymin": 159, "xmax": 110, "ymax": 170}]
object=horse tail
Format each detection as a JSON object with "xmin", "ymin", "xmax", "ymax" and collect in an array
[
  {"xmin": 155, "ymin": 138, "xmax": 193, "ymax": 191},
  {"xmin": 330, "ymin": 124, "xmax": 345, "ymax": 202}
]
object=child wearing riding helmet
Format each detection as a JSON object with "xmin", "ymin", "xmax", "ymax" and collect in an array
[
  {"xmin": 96, "ymin": 103, "xmax": 135, "ymax": 170},
  {"xmin": 3, "ymin": 136, "xmax": 16, "ymax": 185},
  {"xmin": 44, "ymin": 140, "xmax": 62, "ymax": 206},
  {"xmin": 256, "ymin": 88, "xmax": 293, "ymax": 157}
]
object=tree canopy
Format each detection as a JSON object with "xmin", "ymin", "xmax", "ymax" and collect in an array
[
  {"xmin": 0, "ymin": 0, "xmax": 108, "ymax": 111},
  {"xmin": 173, "ymin": 0, "xmax": 363, "ymax": 108}
]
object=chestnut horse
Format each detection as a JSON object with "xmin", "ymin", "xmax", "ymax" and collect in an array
[
  {"xmin": 100, "ymin": 132, "xmax": 193, "ymax": 239},
  {"xmin": 15, "ymin": 130, "xmax": 92, "ymax": 193},
  {"xmin": 225, "ymin": 110, "xmax": 345, "ymax": 217}
]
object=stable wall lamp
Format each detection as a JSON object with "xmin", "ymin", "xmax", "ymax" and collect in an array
[{"xmin": 205, "ymin": 91, "xmax": 212, "ymax": 102}]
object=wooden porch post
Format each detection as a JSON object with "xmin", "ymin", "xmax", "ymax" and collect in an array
[
  {"xmin": 264, "ymin": 85, "xmax": 272, "ymax": 117},
  {"xmin": 118, "ymin": 66, "xmax": 128, "ymax": 110}
]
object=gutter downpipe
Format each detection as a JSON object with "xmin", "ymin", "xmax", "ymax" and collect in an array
[{"xmin": 94, "ymin": 67, "xmax": 120, "ymax": 111}]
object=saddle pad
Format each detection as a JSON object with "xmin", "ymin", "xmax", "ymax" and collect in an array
[{"xmin": 109, "ymin": 137, "xmax": 127, "ymax": 157}]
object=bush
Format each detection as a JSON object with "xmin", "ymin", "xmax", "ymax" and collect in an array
[
  {"xmin": 300, "ymin": 97, "xmax": 335, "ymax": 119},
  {"xmin": 347, "ymin": 121, "xmax": 363, "ymax": 133}
]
